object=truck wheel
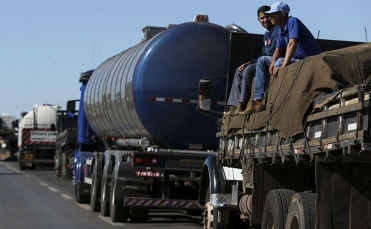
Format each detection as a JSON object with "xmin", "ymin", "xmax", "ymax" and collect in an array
[
  {"xmin": 130, "ymin": 208, "xmax": 149, "ymax": 223},
  {"xmin": 55, "ymin": 149, "xmax": 62, "ymax": 177},
  {"xmin": 19, "ymin": 161, "xmax": 26, "ymax": 170},
  {"xmin": 19, "ymin": 164, "xmax": 26, "ymax": 170},
  {"xmin": 100, "ymin": 167, "xmax": 110, "ymax": 216},
  {"xmin": 76, "ymin": 182, "xmax": 90, "ymax": 204},
  {"xmin": 110, "ymin": 176, "xmax": 130, "ymax": 222},
  {"xmin": 62, "ymin": 151, "xmax": 72, "ymax": 180},
  {"xmin": 284, "ymin": 192, "xmax": 316, "ymax": 229},
  {"xmin": 262, "ymin": 189, "xmax": 296, "ymax": 229},
  {"xmin": 90, "ymin": 163, "xmax": 101, "ymax": 212}
]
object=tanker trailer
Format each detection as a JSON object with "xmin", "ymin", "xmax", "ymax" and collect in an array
[
  {"xmin": 74, "ymin": 15, "xmax": 233, "ymax": 223},
  {"xmin": 18, "ymin": 104, "xmax": 60, "ymax": 170}
]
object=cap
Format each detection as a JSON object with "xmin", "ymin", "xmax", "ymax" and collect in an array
[{"xmin": 264, "ymin": 2, "xmax": 290, "ymax": 14}]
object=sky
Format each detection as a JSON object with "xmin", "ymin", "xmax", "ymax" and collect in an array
[{"xmin": 1, "ymin": 0, "xmax": 370, "ymax": 119}]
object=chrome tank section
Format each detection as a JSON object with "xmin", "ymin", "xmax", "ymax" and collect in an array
[{"xmin": 84, "ymin": 22, "xmax": 230, "ymax": 150}]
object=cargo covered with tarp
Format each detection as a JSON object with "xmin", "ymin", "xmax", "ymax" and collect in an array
[{"xmin": 223, "ymin": 42, "xmax": 371, "ymax": 139}]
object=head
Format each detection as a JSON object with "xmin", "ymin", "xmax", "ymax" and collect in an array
[
  {"xmin": 264, "ymin": 2, "xmax": 290, "ymax": 27},
  {"xmin": 257, "ymin": 5, "xmax": 273, "ymax": 29}
]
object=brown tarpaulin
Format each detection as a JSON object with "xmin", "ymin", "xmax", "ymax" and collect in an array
[{"xmin": 223, "ymin": 42, "xmax": 371, "ymax": 139}]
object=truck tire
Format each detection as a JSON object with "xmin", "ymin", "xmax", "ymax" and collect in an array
[
  {"xmin": 90, "ymin": 163, "xmax": 101, "ymax": 212},
  {"xmin": 261, "ymin": 189, "xmax": 296, "ymax": 229},
  {"xmin": 55, "ymin": 149, "xmax": 62, "ymax": 177},
  {"xmin": 110, "ymin": 176, "xmax": 130, "ymax": 222},
  {"xmin": 100, "ymin": 166, "xmax": 110, "ymax": 216},
  {"xmin": 284, "ymin": 192, "xmax": 316, "ymax": 229},
  {"xmin": 19, "ymin": 156, "xmax": 26, "ymax": 170},
  {"xmin": 203, "ymin": 186, "xmax": 213, "ymax": 229},
  {"xmin": 19, "ymin": 163, "xmax": 26, "ymax": 170},
  {"xmin": 62, "ymin": 151, "xmax": 72, "ymax": 180},
  {"xmin": 76, "ymin": 182, "xmax": 90, "ymax": 204},
  {"xmin": 130, "ymin": 208, "xmax": 149, "ymax": 223}
]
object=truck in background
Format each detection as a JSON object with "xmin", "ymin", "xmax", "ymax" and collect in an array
[
  {"xmin": 73, "ymin": 15, "xmax": 232, "ymax": 223},
  {"xmin": 55, "ymin": 100, "xmax": 79, "ymax": 179},
  {"xmin": 197, "ymin": 32, "xmax": 369, "ymax": 229},
  {"xmin": 17, "ymin": 104, "xmax": 60, "ymax": 170}
]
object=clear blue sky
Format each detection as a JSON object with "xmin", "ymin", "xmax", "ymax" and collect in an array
[{"xmin": 1, "ymin": 0, "xmax": 370, "ymax": 118}]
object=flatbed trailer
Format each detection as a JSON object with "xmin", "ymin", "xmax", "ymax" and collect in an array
[{"xmin": 197, "ymin": 33, "xmax": 370, "ymax": 229}]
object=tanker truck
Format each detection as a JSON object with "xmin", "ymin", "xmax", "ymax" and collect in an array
[
  {"xmin": 197, "ymin": 32, "xmax": 370, "ymax": 228},
  {"xmin": 18, "ymin": 104, "xmax": 60, "ymax": 170},
  {"xmin": 73, "ymin": 15, "xmax": 233, "ymax": 223}
]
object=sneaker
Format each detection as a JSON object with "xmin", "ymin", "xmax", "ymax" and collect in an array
[
  {"xmin": 239, "ymin": 100, "xmax": 265, "ymax": 115},
  {"xmin": 224, "ymin": 106, "xmax": 236, "ymax": 116}
]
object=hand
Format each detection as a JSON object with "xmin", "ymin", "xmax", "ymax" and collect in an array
[
  {"xmin": 238, "ymin": 62, "xmax": 250, "ymax": 71},
  {"xmin": 273, "ymin": 66, "xmax": 283, "ymax": 77},
  {"xmin": 269, "ymin": 62, "xmax": 275, "ymax": 75}
]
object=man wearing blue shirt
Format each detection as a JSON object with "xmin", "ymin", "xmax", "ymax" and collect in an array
[
  {"xmin": 225, "ymin": 5, "xmax": 279, "ymax": 116},
  {"xmin": 241, "ymin": 2, "xmax": 321, "ymax": 115}
]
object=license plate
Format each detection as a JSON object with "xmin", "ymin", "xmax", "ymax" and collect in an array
[
  {"xmin": 136, "ymin": 169, "xmax": 161, "ymax": 178},
  {"xmin": 24, "ymin": 154, "xmax": 33, "ymax": 160}
]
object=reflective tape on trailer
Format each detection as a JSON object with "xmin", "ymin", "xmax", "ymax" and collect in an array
[
  {"xmin": 148, "ymin": 97, "xmax": 224, "ymax": 105},
  {"xmin": 124, "ymin": 197, "xmax": 203, "ymax": 209}
]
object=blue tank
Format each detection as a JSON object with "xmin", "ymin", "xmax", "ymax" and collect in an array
[{"xmin": 84, "ymin": 21, "xmax": 230, "ymax": 150}]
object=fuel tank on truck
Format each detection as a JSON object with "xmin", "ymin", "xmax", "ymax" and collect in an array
[{"xmin": 84, "ymin": 19, "xmax": 230, "ymax": 150}]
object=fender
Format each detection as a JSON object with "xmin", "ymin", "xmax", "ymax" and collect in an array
[
  {"xmin": 101, "ymin": 150, "xmax": 115, "ymax": 202},
  {"xmin": 199, "ymin": 155, "xmax": 234, "ymax": 206},
  {"xmin": 112, "ymin": 150, "xmax": 150, "ymax": 205},
  {"xmin": 92, "ymin": 151, "xmax": 104, "ymax": 176},
  {"xmin": 75, "ymin": 150, "xmax": 93, "ymax": 197},
  {"xmin": 91, "ymin": 151, "xmax": 104, "ymax": 189}
]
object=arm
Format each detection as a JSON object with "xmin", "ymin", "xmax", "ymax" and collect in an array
[
  {"xmin": 281, "ymin": 38, "xmax": 298, "ymax": 67},
  {"xmin": 238, "ymin": 61, "xmax": 251, "ymax": 71},
  {"xmin": 273, "ymin": 38, "xmax": 298, "ymax": 76}
]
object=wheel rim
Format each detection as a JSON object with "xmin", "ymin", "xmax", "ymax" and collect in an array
[
  {"xmin": 266, "ymin": 212, "xmax": 274, "ymax": 229},
  {"xmin": 203, "ymin": 202, "xmax": 214, "ymax": 229}
]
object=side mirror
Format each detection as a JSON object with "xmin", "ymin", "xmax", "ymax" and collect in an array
[
  {"xmin": 196, "ymin": 76, "xmax": 227, "ymax": 119},
  {"xmin": 198, "ymin": 79, "xmax": 212, "ymax": 110}
]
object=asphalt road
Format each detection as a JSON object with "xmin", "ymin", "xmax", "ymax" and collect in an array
[{"xmin": 0, "ymin": 161, "xmax": 203, "ymax": 229}]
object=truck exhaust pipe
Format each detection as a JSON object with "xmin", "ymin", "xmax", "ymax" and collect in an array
[{"xmin": 116, "ymin": 138, "xmax": 150, "ymax": 149}]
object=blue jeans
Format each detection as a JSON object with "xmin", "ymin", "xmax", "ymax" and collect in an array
[
  {"xmin": 254, "ymin": 56, "xmax": 300, "ymax": 100},
  {"xmin": 227, "ymin": 63, "xmax": 256, "ymax": 106}
]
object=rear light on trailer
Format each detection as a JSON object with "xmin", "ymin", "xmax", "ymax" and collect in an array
[
  {"xmin": 151, "ymin": 158, "xmax": 158, "ymax": 164},
  {"xmin": 135, "ymin": 156, "xmax": 159, "ymax": 165},
  {"xmin": 135, "ymin": 157, "xmax": 143, "ymax": 164},
  {"xmin": 82, "ymin": 165, "xmax": 86, "ymax": 174}
]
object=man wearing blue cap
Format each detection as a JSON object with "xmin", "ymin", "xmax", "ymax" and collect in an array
[
  {"xmin": 240, "ymin": 1, "xmax": 321, "ymax": 115},
  {"xmin": 224, "ymin": 5, "xmax": 279, "ymax": 116}
]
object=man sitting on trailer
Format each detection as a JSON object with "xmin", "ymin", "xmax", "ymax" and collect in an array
[
  {"xmin": 224, "ymin": 5, "xmax": 279, "ymax": 116},
  {"xmin": 240, "ymin": 1, "xmax": 321, "ymax": 115}
]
